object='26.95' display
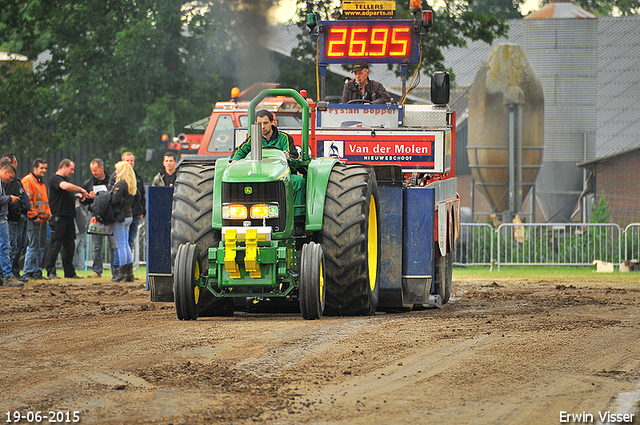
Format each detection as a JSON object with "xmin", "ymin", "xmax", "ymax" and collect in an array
[{"xmin": 319, "ymin": 20, "xmax": 420, "ymax": 64}]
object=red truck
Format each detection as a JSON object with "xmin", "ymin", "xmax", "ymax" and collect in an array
[{"xmin": 163, "ymin": 83, "xmax": 303, "ymax": 157}]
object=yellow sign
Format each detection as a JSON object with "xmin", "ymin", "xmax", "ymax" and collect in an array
[{"xmin": 342, "ymin": 0, "xmax": 396, "ymax": 18}]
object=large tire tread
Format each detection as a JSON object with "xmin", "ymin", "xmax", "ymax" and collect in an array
[
  {"xmin": 319, "ymin": 164, "xmax": 380, "ymax": 316},
  {"xmin": 174, "ymin": 243, "xmax": 199, "ymax": 320},
  {"xmin": 171, "ymin": 163, "xmax": 217, "ymax": 260},
  {"xmin": 299, "ymin": 242, "xmax": 325, "ymax": 320},
  {"xmin": 171, "ymin": 162, "xmax": 234, "ymax": 317}
]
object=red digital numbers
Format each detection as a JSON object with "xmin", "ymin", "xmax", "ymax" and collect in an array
[{"xmin": 326, "ymin": 25, "xmax": 412, "ymax": 59}]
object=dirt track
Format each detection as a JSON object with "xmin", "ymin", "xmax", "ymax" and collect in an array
[{"xmin": 1, "ymin": 275, "xmax": 640, "ymax": 425}]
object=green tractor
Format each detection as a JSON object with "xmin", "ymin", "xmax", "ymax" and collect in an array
[{"xmin": 170, "ymin": 88, "xmax": 380, "ymax": 320}]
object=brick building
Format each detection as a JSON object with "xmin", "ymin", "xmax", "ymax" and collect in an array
[{"xmin": 579, "ymin": 148, "xmax": 640, "ymax": 226}]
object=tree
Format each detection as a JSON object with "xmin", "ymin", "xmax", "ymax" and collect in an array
[
  {"xmin": 0, "ymin": 65, "xmax": 57, "ymax": 153},
  {"xmin": 0, "ymin": 0, "xmax": 234, "ymax": 163},
  {"xmin": 566, "ymin": 0, "xmax": 639, "ymax": 16},
  {"xmin": 470, "ymin": 0, "xmax": 526, "ymax": 19},
  {"xmin": 591, "ymin": 194, "xmax": 611, "ymax": 224},
  {"xmin": 0, "ymin": 0, "xmax": 520, "ymax": 164}
]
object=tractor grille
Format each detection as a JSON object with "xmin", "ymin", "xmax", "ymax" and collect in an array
[{"xmin": 221, "ymin": 181, "xmax": 287, "ymax": 232}]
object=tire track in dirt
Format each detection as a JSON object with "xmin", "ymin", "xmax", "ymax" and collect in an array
[{"xmin": 203, "ymin": 317, "xmax": 393, "ymax": 377}]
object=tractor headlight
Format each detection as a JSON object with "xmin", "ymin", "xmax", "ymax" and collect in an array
[
  {"xmin": 222, "ymin": 204, "xmax": 248, "ymax": 220},
  {"xmin": 250, "ymin": 203, "xmax": 279, "ymax": 219}
]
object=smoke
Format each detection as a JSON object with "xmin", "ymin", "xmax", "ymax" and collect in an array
[{"xmin": 232, "ymin": 0, "xmax": 280, "ymax": 88}]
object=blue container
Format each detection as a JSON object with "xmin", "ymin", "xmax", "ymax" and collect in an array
[
  {"xmin": 377, "ymin": 183, "xmax": 404, "ymax": 309},
  {"xmin": 402, "ymin": 187, "xmax": 434, "ymax": 305},
  {"xmin": 146, "ymin": 186, "xmax": 174, "ymax": 301}
]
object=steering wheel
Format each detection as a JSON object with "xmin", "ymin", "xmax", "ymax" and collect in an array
[
  {"xmin": 263, "ymin": 146, "xmax": 285, "ymax": 152},
  {"xmin": 347, "ymin": 99, "xmax": 370, "ymax": 104},
  {"xmin": 263, "ymin": 146, "xmax": 297, "ymax": 162}
]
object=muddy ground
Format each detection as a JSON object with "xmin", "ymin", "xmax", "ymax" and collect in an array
[{"xmin": 1, "ymin": 274, "xmax": 640, "ymax": 425}]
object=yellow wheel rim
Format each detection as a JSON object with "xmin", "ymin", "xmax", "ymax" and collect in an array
[
  {"xmin": 319, "ymin": 259, "xmax": 324, "ymax": 299},
  {"xmin": 194, "ymin": 258, "xmax": 200, "ymax": 304},
  {"xmin": 367, "ymin": 196, "xmax": 378, "ymax": 292}
]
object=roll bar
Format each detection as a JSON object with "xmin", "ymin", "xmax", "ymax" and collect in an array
[{"xmin": 248, "ymin": 89, "xmax": 310, "ymax": 161}]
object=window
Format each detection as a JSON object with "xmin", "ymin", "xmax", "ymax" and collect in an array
[
  {"xmin": 276, "ymin": 114, "xmax": 302, "ymax": 128},
  {"xmin": 207, "ymin": 115, "xmax": 234, "ymax": 152},
  {"xmin": 239, "ymin": 114, "xmax": 301, "ymax": 129}
]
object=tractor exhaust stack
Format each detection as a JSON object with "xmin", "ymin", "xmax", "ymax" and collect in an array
[{"xmin": 250, "ymin": 123, "xmax": 262, "ymax": 161}]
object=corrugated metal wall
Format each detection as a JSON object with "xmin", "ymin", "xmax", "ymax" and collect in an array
[{"xmin": 523, "ymin": 18, "xmax": 598, "ymax": 222}]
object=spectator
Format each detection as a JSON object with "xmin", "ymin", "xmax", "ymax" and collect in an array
[
  {"xmin": 111, "ymin": 161, "xmax": 136, "ymax": 282},
  {"xmin": 1, "ymin": 153, "xmax": 31, "ymax": 281},
  {"xmin": 0, "ymin": 160, "xmax": 23, "ymax": 287},
  {"xmin": 73, "ymin": 199, "xmax": 88, "ymax": 271},
  {"xmin": 151, "ymin": 151, "xmax": 178, "ymax": 187},
  {"xmin": 22, "ymin": 158, "xmax": 51, "ymax": 280},
  {"xmin": 110, "ymin": 152, "xmax": 145, "ymax": 281},
  {"xmin": 81, "ymin": 158, "xmax": 116, "ymax": 278},
  {"xmin": 42, "ymin": 159, "xmax": 88, "ymax": 279}
]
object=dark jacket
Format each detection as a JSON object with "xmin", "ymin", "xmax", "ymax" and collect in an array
[
  {"xmin": 81, "ymin": 172, "xmax": 112, "ymax": 207},
  {"xmin": 109, "ymin": 171, "xmax": 144, "ymax": 217},
  {"xmin": 151, "ymin": 171, "xmax": 177, "ymax": 187},
  {"xmin": 89, "ymin": 191, "xmax": 117, "ymax": 225},
  {"xmin": 0, "ymin": 182, "xmax": 12, "ymax": 221},
  {"xmin": 6, "ymin": 177, "xmax": 32, "ymax": 222},
  {"xmin": 111, "ymin": 180, "xmax": 134, "ymax": 221},
  {"xmin": 341, "ymin": 78, "xmax": 391, "ymax": 104}
]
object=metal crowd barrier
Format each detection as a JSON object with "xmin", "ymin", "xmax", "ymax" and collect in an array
[
  {"xmin": 496, "ymin": 223, "xmax": 621, "ymax": 270},
  {"xmin": 454, "ymin": 223, "xmax": 494, "ymax": 267},
  {"xmin": 454, "ymin": 222, "xmax": 640, "ymax": 270},
  {"xmin": 79, "ymin": 221, "xmax": 146, "ymax": 271},
  {"xmin": 78, "ymin": 221, "xmax": 640, "ymax": 272},
  {"xmin": 624, "ymin": 223, "xmax": 640, "ymax": 262}
]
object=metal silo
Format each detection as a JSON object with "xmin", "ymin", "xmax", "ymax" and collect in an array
[
  {"xmin": 467, "ymin": 44, "xmax": 544, "ymax": 217},
  {"xmin": 522, "ymin": 0, "xmax": 598, "ymax": 222}
]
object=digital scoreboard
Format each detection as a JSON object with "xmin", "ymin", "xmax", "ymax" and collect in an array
[{"xmin": 318, "ymin": 20, "xmax": 420, "ymax": 64}]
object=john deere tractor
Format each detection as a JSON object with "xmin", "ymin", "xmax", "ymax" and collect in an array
[{"xmin": 170, "ymin": 88, "xmax": 380, "ymax": 320}]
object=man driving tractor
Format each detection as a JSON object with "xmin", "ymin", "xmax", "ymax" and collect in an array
[{"xmin": 229, "ymin": 109, "xmax": 306, "ymax": 228}]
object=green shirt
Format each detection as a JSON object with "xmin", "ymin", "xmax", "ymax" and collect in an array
[{"xmin": 231, "ymin": 125, "xmax": 301, "ymax": 171}]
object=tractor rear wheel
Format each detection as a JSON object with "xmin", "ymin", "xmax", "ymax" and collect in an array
[
  {"xmin": 171, "ymin": 162, "xmax": 234, "ymax": 316},
  {"xmin": 171, "ymin": 162, "xmax": 217, "ymax": 260},
  {"xmin": 319, "ymin": 164, "xmax": 380, "ymax": 316},
  {"xmin": 434, "ymin": 252, "xmax": 453, "ymax": 304},
  {"xmin": 174, "ymin": 243, "xmax": 201, "ymax": 320},
  {"xmin": 299, "ymin": 242, "xmax": 325, "ymax": 320}
]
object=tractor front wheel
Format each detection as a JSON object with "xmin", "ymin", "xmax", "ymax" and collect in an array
[
  {"xmin": 299, "ymin": 242, "xmax": 325, "ymax": 320},
  {"xmin": 174, "ymin": 243, "xmax": 202, "ymax": 320},
  {"xmin": 171, "ymin": 161, "xmax": 234, "ymax": 316}
]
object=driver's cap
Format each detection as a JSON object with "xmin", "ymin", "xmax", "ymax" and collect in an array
[{"xmin": 352, "ymin": 61, "xmax": 368, "ymax": 72}]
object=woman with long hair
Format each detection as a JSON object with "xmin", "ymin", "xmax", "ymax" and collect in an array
[{"xmin": 111, "ymin": 161, "xmax": 136, "ymax": 282}]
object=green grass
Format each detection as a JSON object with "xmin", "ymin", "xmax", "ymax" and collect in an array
[
  {"xmin": 76, "ymin": 265, "xmax": 640, "ymax": 285},
  {"xmin": 76, "ymin": 266, "xmax": 148, "ymax": 280},
  {"xmin": 453, "ymin": 265, "xmax": 640, "ymax": 283}
]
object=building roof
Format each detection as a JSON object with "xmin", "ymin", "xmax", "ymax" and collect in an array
[{"xmin": 524, "ymin": 0, "xmax": 597, "ymax": 20}]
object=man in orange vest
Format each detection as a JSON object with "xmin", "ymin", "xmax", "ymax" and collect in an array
[{"xmin": 21, "ymin": 158, "xmax": 52, "ymax": 280}]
